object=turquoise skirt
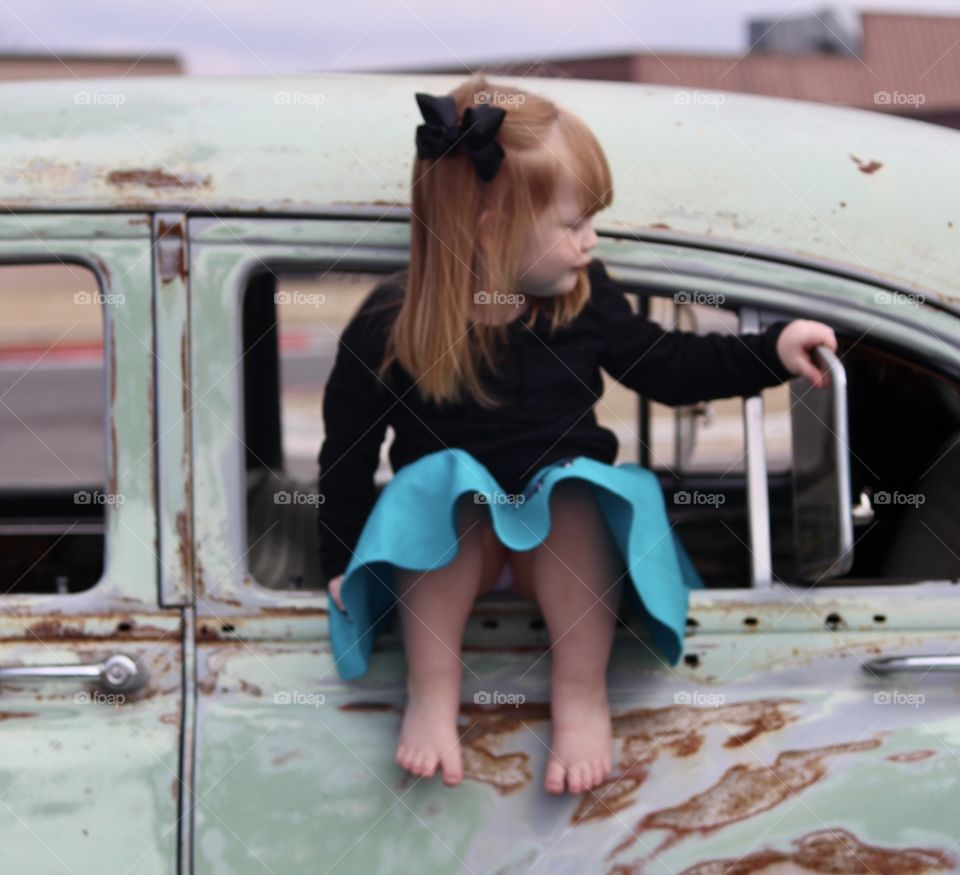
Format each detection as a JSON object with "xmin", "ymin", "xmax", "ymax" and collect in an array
[{"xmin": 328, "ymin": 448, "xmax": 705, "ymax": 680}]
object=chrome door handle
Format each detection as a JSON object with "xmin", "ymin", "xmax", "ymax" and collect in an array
[
  {"xmin": 862, "ymin": 655, "xmax": 960, "ymax": 675},
  {"xmin": 0, "ymin": 654, "xmax": 147, "ymax": 692}
]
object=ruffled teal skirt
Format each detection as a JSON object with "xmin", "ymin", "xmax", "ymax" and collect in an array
[{"xmin": 328, "ymin": 448, "xmax": 705, "ymax": 680}]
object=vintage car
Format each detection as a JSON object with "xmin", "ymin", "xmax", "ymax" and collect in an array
[{"xmin": 0, "ymin": 71, "xmax": 958, "ymax": 874}]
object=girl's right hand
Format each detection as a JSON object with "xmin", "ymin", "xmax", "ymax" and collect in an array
[{"xmin": 328, "ymin": 574, "xmax": 346, "ymax": 612}]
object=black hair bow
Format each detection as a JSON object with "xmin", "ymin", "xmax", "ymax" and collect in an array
[{"xmin": 414, "ymin": 92, "xmax": 506, "ymax": 182}]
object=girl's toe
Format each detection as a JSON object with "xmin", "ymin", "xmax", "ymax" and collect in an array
[{"xmin": 544, "ymin": 757, "xmax": 566, "ymax": 795}]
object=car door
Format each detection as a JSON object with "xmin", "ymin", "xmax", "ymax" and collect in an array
[
  {"xmin": 186, "ymin": 214, "xmax": 960, "ymax": 873},
  {"xmin": 0, "ymin": 213, "xmax": 186, "ymax": 875}
]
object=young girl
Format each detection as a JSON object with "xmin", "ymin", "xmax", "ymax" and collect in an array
[{"xmin": 318, "ymin": 75, "xmax": 836, "ymax": 796}]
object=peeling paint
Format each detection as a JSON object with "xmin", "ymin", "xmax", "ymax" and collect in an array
[
  {"xmin": 850, "ymin": 154, "xmax": 884, "ymax": 175},
  {"xmin": 107, "ymin": 168, "xmax": 211, "ymax": 189},
  {"xmin": 613, "ymin": 738, "xmax": 883, "ymax": 857},
  {"xmin": 674, "ymin": 827, "xmax": 955, "ymax": 874}
]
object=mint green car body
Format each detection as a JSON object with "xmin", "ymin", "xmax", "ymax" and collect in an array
[{"xmin": 0, "ymin": 73, "xmax": 958, "ymax": 873}]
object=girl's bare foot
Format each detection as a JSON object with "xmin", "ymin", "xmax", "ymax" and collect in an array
[
  {"xmin": 544, "ymin": 678, "xmax": 613, "ymax": 795},
  {"xmin": 395, "ymin": 679, "xmax": 463, "ymax": 786}
]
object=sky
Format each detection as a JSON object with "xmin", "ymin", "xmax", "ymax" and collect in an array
[{"xmin": 0, "ymin": 1, "xmax": 957, "ymax": 76}]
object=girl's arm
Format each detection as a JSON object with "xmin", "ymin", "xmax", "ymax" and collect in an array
[
  {"xmin": 590, "ymin": 260, "xmax": 833, "ymax": 404},
  {"xmin": 317, "ymin": 298, "xmax": 394, "ymax": 584}
]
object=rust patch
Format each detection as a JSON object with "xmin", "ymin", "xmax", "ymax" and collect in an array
[
  {"xmin": 0, "ymin": 711, "xmax": 37, "ymax": 721},
  {"xmin": 238, "ymin": 679, "xmax": 262, "ymax": 697},
  {"xmin": 571, "ymin": 699, "xmax": 804, "ymax": 827},
  {"xmin": 676, "ymin": 827, "xmax": 955, "ymax": 874},
  {"xmin": 457, "ymin": 702, "xmax": 550, "ymax": 793},
  {"xmin": 887, "ymin": 749, "xmax": 935, "ymax": 763},
  {"xmin": 157, "ymin": 217, "xmax": 188, "ymax": 284},
  {"xmin": 27, "ymin": 619, "xmax": 86, "ymax": 638},
  {"xmin": 336, "ymin": 699, "xmax": 550, "ymax": 794},
  {"xmin": 175, "ymin": 511, "xmax": 191, "ymax": 589},
  {"xmin": 127, "ymin": 216, "xmax": 151, "ymax": 227},
  {"xmin": 616, "ymin": 698, "xmax": 801, "ymax": 770},
  {"xmin": 15, "ymin": 616, "xmax": 181, "ymax": 641},
  {"xmin": 850, "ymin": 154, "xmax": 883, "ymax": 175},
  {"xmin": 159, "ymin": 711, "xmax": 179, "ymax": 725},
  {"xmin": 649, "ymin": 223, "xmax": 672, "ymax": 230},
  {"xmin": 573, "ymin": 771, "xmax": 649, "ymax": 825},
  {"xmin": 271, "ymin": 750, "xmax": 305, "ymax": 767},
  {"xmin": 107, "ymin": 169, "xmax": 211, "ymax": 189},
  {"xmin": 613, "ymin": 738, "xmax": 882, "ymax": 858}
]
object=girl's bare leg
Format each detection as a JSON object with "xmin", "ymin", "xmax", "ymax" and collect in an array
[
  {"xmin": 394, "ymin": 495, "xmax": 506, "ymax": 785},
  {"xmin": 508, "ymin": 479, "xmax": 624, "ymax": 795}
]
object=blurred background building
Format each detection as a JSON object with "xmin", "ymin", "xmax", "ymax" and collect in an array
[
  {"xmin": 386, "ymin": 11, "xmax": 960, "ymax": 129},
  {"xmin": 0, "ymin": 51, "xmax": 182, "ymax": 80}
]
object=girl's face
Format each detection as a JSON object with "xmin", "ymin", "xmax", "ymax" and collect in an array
[{"xmin": 516, "ymin": 177, "xmax": 599, "ymax": 298}]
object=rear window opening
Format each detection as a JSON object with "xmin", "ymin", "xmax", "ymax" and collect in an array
[
  {"xmin": 0, "ymin": 263, "xmax": 108, "ymax": 594},
  {"xmin": 239, "ymin": 268, "xmax": 960, "ymax": 592}
]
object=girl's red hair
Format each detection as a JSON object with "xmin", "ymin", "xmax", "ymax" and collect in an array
[{"xmin": 378, "ymin": 74, "xmax": 614, "ymax": 407}]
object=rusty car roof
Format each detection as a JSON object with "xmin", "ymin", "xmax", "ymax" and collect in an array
[{"xmin": 0, "ymin": 72, "xmax": 958, "ymax": 301}]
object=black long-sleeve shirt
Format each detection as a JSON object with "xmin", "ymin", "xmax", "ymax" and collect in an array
[{"xmin": 316, "ymin": 258, "xmax": 794, "ymax": 582}]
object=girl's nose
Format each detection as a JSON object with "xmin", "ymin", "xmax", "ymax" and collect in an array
[{"xmin": 583, "ymin": 224, "xmax": 598, "ymax": 252}]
